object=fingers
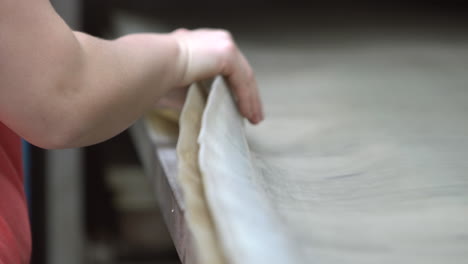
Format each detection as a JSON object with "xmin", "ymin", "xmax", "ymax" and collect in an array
[
  {"xmin": 250, "ymin": 80, "xmax": 264, "ymax": 124},
  {"xmin": 225, "ymin": 51, "xmax": 264, "ymax": 124},
  {"xmin": 172, "ymin": 28, "xmax": 189, "ymax": 35},
  {"xmin": 171, "ymin": 28, "xmax": 264, "ymax": 124}
]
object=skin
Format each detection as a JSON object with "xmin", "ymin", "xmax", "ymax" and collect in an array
[{"xmin": 0, "ymin": 0, "xmax": 263, "ymax": 149}]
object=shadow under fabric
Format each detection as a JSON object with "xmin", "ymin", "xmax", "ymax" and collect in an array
[{"xmin": 150, "ymin": 38, "xmax": 468, "ymax": 264}]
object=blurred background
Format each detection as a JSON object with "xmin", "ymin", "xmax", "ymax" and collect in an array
[{"xmin": 27, "ymin": 1, "xmax": 467, "ymax": 264}]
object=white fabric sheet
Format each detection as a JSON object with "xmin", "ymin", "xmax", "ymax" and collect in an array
[{"xmin": 177, "ymin": 39, "xmax": 468, "ymax": 264}]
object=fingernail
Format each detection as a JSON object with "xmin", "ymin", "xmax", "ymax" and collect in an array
[
  {"xmin": 247, "ymin": 106, "xmax": 253, "ymax": 121},
  {"xmin": 257, "ymin": 110, "xmax": 264, "ymax": 122},
  {"xmin": 254, "ymin": 113, "xmax": 261, "ymax": 124}
]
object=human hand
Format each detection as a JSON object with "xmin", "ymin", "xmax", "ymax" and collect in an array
[
  {"xmin": 171, "ymin": 28, "xmax": 264, "ymax": 124},
  {"xmin": 155, "ymin": 86, "xmax": 188, "ymax": 111}
]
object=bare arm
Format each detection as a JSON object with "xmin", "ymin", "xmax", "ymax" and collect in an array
[{"xmin": 0, "ymin": 0, "xmax": 263, "ymax": 149}]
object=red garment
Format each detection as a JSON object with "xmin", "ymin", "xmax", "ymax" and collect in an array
[{"xmin": 0, "ymin": 122, "xmax": 31, "ymax": 264}]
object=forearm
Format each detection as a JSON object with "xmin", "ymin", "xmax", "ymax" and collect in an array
[
  {"xmin": 1, "ymin": 1, "xmax": 263, "ymax": 149},
  {"xmin": 0, "ymin": 1, "xmax": 184, "ymax": 148},
  {"xmin": 63, "ymin": 32, "xmax": 183, "ymax": 148}
]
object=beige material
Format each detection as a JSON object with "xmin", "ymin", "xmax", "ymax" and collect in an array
[
  {"xmin": 198, "ymin": 77, "xmax": 302, "ymax": 264},
  {"xmin": 148, "ymin": 37, "xmax": 468, "ymax": 264},
  {"xmin": 176, "ymin": 84, "xmax": 227, "ymax": 264},
  {"xmin": 145, "ymin": 109, "xmax": 179, "ymax": 144},
  {"xmin": 195, "ymin": 41, "xmax": 468, "ymax": 263}
]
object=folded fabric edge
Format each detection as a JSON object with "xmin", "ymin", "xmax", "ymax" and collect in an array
[
  {"xmin": 197, "ymin": 77, "xmax": 302, "ymax": 264},
  {"xmin": 176, "ymin": 82, "xmax": 228, "ymax": 264}
]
